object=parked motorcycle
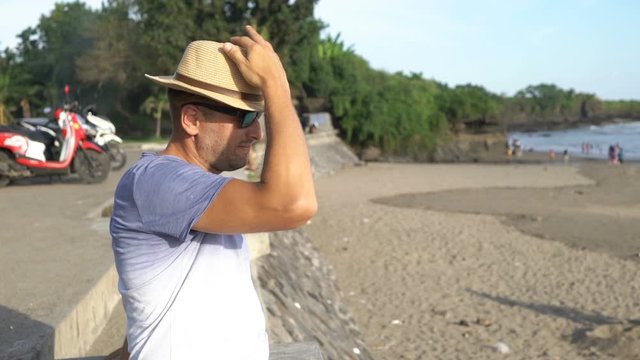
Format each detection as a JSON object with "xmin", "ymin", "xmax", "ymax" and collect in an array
[
  {"xmin": 81, "ymin": 106, "xmax": 127, "ymax": 170},
  {"xmin": 0, "ymin": 106, "xmax": 110, "ymax": 187},
  {"xmin": 20, "ymin": 106, "xmax": 127, "ymax": 171}
]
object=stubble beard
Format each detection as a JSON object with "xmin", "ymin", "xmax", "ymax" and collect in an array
[{"xmin": 195, "ymin": 135, "xmax": 247, "ymax": 172}]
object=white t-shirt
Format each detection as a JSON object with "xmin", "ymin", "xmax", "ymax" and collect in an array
[{"xmin": 110, "ymin": 153, "xmax": 268, "ymax": 359}]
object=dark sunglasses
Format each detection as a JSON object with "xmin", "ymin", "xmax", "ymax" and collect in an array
[{"xmin": 185, "ymin": 102, "xmax": 261, "ymax": 128}]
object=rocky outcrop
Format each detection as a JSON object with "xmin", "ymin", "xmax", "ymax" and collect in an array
[{"xmin": 432, "ymin": 132, "xmax": 508, "ymax": 163}]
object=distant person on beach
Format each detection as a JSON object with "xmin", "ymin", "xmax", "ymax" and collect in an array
[
  {"xmin": 608, "ymin": 145, "xmax": 614, "ymax": 163},
  {"xmin": 512, "ymin": 139, "xmax": 522, "ymax": 157},
  {"xmin": 548, "ymin": 149, "xmax": 556, "ymax": 161},
  {"xmin": 110, "ymin": 26, "xmax": 316, "ymax": 359},
  {"xmin": 505, "ymin": 140, "xmax": 512, "ymax": 161},
  {"xmin": 617, "ymin": 144, "xmax": 624, "ymax": 164},
  {"xmin": 609, "ymin": 144, "xmax": 619, "ymax": 164},
  {"xmin": 309, "ymin": 119, "xmax": 319, "ymax": 134},
  {"xmin": 563, "ymin": 149, "xmax": 570, "ymax": 163}
]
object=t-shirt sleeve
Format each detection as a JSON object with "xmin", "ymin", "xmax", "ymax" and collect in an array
[{"xmin": 133, "ymin": 159, "xmax": 231, "ymax": 241}]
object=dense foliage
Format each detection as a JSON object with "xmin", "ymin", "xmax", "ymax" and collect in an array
[{"xmin": 1, "ymin": 0, "xmax": 638, "ymax": 158}]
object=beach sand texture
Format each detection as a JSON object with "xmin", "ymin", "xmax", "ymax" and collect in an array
[{"xmin": 305, "ymin": 163, "xmax": 640, "ymax": 359}]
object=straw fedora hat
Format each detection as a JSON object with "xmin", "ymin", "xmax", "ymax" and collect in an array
[{"xmin": 145, "ymin": 40, "xmax": 264, "ymax": 111}]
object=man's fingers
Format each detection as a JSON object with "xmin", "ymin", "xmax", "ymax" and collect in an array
[
  {"xmin": 223, "ymin": 43, "xmax": 258, "ymax": 86},
  {"xmin": 223, "ymin": 25, "xmax": 280, "ymax": 88},
  {"xmin": 244, "ymin": 25, "xmax": 266, "ymax": 44},
  {"xmin": 229, "ymin": 36, "xmax": 254, "ymax": 49},
  {"xmin": 222, "ymin": 42, "xmax": 249, "ymax": 67},
  {"xmin": 230, "ymin": 27, "xmax": 271, "ymax": 52}
]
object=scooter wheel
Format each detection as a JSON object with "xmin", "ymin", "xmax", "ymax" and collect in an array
[
  {"xmin": 0, "ymin": 152, "xmax": 12, "ymax": 187},
  {"xmin": 108, "ymin": 141, "xmax": 127, "ymax": 171},
  {"xmin": 74, "ymin": 149, "xmax": 111, "ymax": 184}
]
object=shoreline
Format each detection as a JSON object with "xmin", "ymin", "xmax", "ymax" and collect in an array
[
  {"xmin": 506, "ymin": 117, "xmax": 640, "ymax": 133},
  {"xmin": 383, "ymin": 150, "xmax": 640, "ymax": 166}
]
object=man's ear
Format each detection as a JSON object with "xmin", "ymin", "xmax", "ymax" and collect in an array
[{"xmin": 180, "ymin": 105, "xmax": 200, "ymax": 136}]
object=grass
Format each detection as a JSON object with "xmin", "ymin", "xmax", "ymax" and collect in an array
[{"xmin": 122, "ymin": 136, "xmax": 170, "ymax": 144}]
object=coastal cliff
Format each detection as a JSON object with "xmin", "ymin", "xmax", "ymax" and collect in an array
[{"xmin": 432, "ymin": 132, "xmax": 508, "ymax": 163}]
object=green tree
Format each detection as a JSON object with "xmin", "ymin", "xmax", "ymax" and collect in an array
[
  {"xmin": 515, "ymin": 83, "xmax": 573, "ymax": 118},
  {"xmin": 0, "ymin": 50, "xmax": 14, "ymax": 120},
  {"xmin": 437, "ymin": 84, "xmax": 503, "ymax": 133},
  {"xmin": 306, "ymin": 35, "xmax": 448, "ymax": 158},
  {"xmin": 76, "ymin": 0, "xmax": 145, "ymax": 125},
  {"xmin": 38, "ymin": 1, "xmax": 96, "ymax": 95},
  {"xmin": 10, "ymin": 28, "xmax": 50, "ymax": 115}
]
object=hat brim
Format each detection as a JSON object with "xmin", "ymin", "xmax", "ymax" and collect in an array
[{"xmin": 145, "ymin": 74, "xmax": 264, "ymax": 112}]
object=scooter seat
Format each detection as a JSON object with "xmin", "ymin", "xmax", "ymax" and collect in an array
[{"xmin": 1, "ymin": 123, "xmax": 60, "ymax": 161}]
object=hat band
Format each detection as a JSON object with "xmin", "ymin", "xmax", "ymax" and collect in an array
[{"xmin": 174, "ymin": 72, "xmax": 263, "ymax": 102}]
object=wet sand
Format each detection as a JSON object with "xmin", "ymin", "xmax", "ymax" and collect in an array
[
  {"xmin": 374, "ymin": 163, "xmax": 640, "ymax": 261},
  {"xmin": 305, "ymin": 162, "xmax": 640, "ymax": 359}
]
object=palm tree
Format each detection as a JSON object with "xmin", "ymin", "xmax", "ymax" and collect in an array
[{"xmin": 140, "ymin": 92, "xmax": 168, "ymax": 138}]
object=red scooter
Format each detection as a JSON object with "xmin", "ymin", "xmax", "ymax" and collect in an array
[{"xmin": 0, "ymin": 105, "xmax": 110, "ymax": 187}]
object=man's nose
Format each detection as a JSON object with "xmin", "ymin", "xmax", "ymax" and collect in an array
[{"xmin": 246, "ymin": 118, "xmax": 262, "ymax": 141}]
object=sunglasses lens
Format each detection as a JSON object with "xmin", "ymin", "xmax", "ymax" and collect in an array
[{"xmin": 241, "ymin": 112, "xmax": 259, "ymax": 128}]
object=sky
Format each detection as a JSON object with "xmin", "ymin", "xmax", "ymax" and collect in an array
[{"xmin": 1, "ymin": 0, "xmax": 638, "ymax": 100}]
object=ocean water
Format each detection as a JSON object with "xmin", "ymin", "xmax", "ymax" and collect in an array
[{"xmin": 509, "ymin": 121, "xmax": 640, "ymax": 160}]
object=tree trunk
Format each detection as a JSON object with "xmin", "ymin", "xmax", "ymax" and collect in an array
[
  {"xmin": 114, "ymin": 93, "xmax": 134, "ymax": 131},
  {"xmin": 20, "ymin": 97, "xmax": 31, "ymax": 118},
  {"xmin": 155, "ymin": 108, "xmax": 161, "ymax": 138}
]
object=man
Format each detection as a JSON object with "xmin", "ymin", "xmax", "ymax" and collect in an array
[{"xmin": 110, "ymin": 26, "xmax": 317, "ymax": 359}]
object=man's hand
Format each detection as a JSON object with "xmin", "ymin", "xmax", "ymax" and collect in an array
[{"xmin": 223, "ymin": 25, "xmax": 288, "ymax": 91}]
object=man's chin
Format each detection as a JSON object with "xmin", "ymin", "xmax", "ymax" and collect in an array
[{"xmin": 225, "ymin": 159, "xmax": 248, "ymax": 172}]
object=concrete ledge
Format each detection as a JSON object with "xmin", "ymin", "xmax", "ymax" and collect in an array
[
  {"xmin": 306, "ymin": 131, "xmax": 341, "ymax": 147},
  {"xmin": 54, "ymin": 265, "xmax": 120, "ymax": 358},
  {"xmin": 270, "ymin": 341, "xmax": 325, "ymax": 360},
  {"xmin": 247, "ymin": 232, "xmax": 271, "ymax": 260}
]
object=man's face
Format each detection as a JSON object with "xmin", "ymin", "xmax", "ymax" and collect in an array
[{"xmin": 193, "ymin": 105, "xmax": 262, "ymax": 173}]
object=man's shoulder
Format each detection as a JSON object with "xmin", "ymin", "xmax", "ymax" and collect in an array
[
  {"xmin": 122, "ymin": 153, "xmax": 200, "ymax": 184},
  {"xmin": 133, "ymin": 152, "xmax": 188, "ymax": 172},
  {"xmin": 116, "ymin": 153, "xmax": 229, "ymax": 204},
  {"xmin": 115, "ymin": 153, "xmax": 178, "ymax": 199}
]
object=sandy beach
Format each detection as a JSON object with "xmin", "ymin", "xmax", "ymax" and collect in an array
[{"xmin": 305, "ymin": 162, "xmax": 640, "ymax": 359}]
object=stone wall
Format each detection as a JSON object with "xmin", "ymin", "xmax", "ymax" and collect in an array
[
  {"xmin": 253, "ymin": 119, "xmax": 372, "ymax": 359},
  {"xmin": 255, "ymin": 230, "xmax": 372, "ymax": 360}
]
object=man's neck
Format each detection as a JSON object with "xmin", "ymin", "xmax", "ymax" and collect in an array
[{"xmin": 161, "ymin": 140, "xmax": 222, "ymax": 174}]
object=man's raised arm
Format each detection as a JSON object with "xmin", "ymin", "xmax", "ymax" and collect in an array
[{"xmin": 193, "ymin": 25, "xmax": 317, "ymax": 234}]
